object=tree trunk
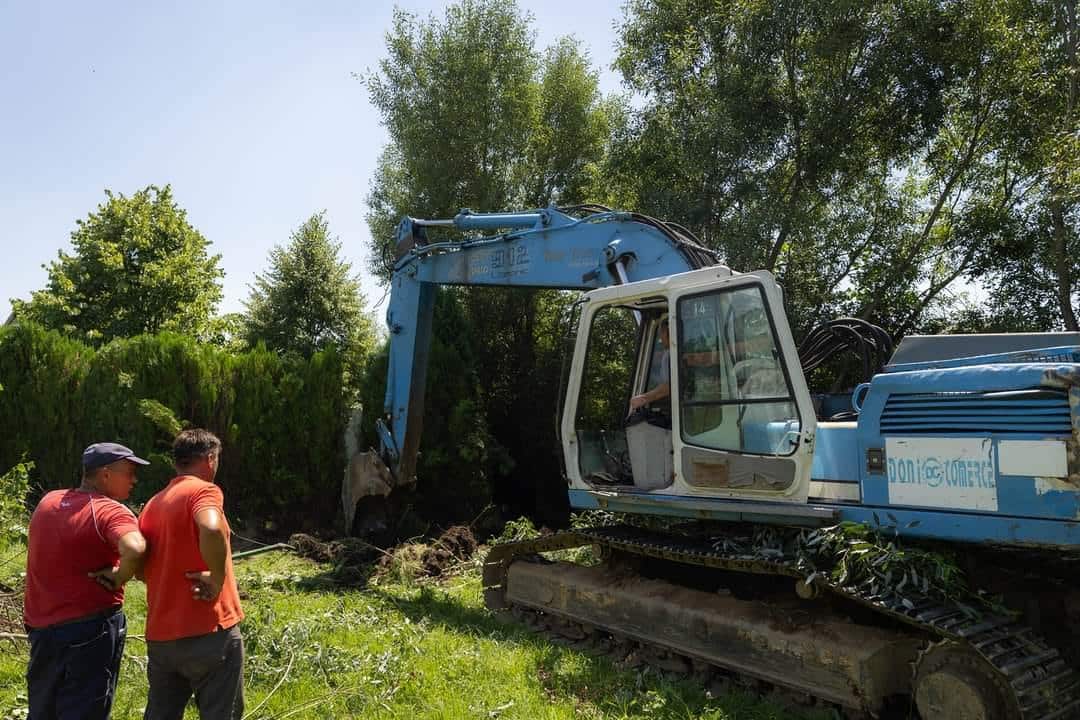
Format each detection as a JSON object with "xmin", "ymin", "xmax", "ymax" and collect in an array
[
  {"xmin": 1050, "ymin": 0, "xmax": 1078, "ymax": 331},
  {"xmin": 1050, "ymin": 200, "xmax": 1079, "ymax": 331}
]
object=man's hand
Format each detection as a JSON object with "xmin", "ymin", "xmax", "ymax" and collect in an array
[
  {"xmin": 88, "ymin": 566, "xmax": 124, "ymax": 591},
  {"xmin": 101, "ymin": 530, "xmax": 146, "ymax": 590},
  {"xmin": 629, "ymin": 394, "xmax": 649, "ymax": 413},
  {"xmin": 185, "ymin": 570, "xmax": 223, "ymax": 602}
]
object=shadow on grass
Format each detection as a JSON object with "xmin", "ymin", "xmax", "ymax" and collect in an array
[
  {"xmin": 271, "ymin": 556, "xmax": 829, "ymax": 720},
  {"xmin": 367, "ymin": 584, "xmax": 823, "ymax": 720},
  {"xmin": 367, "ymin": 582, "xmax": 542, "ymax": 646}
]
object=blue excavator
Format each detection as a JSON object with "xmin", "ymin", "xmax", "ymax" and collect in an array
[{"xmin": 349, "ymin": 205, "xmax": 1080, "ymax": 719}]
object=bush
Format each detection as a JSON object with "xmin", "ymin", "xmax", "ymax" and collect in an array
[
  {"xmin": 0, "ymin": 324, "xmax": 89, "ymax": 491},
  {"xmin": 0, "ymin": 460, "xmax": 32, "ymax": 544},
  {"xmin": 0, "ymin": 323, "xmax": 346, "ymax": 532}
]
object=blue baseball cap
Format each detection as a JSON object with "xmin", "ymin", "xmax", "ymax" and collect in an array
[{"xmin": 82, "ymin": 442, "xmax": 150, "ymax": 471}]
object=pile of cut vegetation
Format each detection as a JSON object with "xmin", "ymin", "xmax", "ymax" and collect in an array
[{"xmin": 375, "ymin": 525, "xmax": 479, "ymax": 583}]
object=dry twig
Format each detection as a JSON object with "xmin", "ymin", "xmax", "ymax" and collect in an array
[{"xmin": 242, "ymin": 651, "xmax": 296, "ymax": 720}]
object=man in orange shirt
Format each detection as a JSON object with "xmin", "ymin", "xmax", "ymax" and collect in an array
[
  {"xmin": 24, "ymin": 441, "xmax": 149, "ymax": 720},
  {"xmin": 138, "ymin": 429, "xmax": 244, "ymax": 720}
]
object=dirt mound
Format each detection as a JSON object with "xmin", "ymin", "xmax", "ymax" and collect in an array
[
  {"xmin": 289, "ymin": 533, "xmax": 380, "ymax": 567},
  {"xmin": 430, "ymin": 526, "xmax": 477, "ymax": 561},
  {"xmin": 421, "ymin": 525, "xmax": 478, "ymax": 576},
  {"xmin": 375, "ymin": 543, "xmax": 428, "ymax": 581},
  {"xmin": 290, "ymin": 526, "xmax": 478, "ymax": 585}
]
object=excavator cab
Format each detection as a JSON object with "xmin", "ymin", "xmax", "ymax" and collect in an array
[{"xmin": 564, "ymin": 269, "xmax": 818, "ymax": 507}]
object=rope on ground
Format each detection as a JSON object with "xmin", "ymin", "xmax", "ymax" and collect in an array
[
  {"xmin": 232, "ymin": 532, "xmax": 274, "ymax": 548},
  {"xmin": 351, "ymin": 538, "xmax": 394, "ymax": 559},
  {"xmin": 232, "ymin": 543, "xmax": 295, "ymax": 560},
  {"xmin": 124, "ymin": 651, "xmax": 147, "ymax": 672}
]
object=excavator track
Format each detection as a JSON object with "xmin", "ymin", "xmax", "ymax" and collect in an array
[{"xmin": 483, "ymin": 525, "xmax": 1080, "ymax": 719}]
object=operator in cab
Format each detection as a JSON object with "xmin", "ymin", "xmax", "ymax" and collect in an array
[
  {"xmin": 625, "ymin": 316, "xmax": 675, "ymax": 490},
  {"xmin": 629, "ymin": 318, "xmax": 671, "ymax": 413}
]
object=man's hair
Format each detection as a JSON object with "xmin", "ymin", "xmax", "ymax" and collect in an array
[
  {"xmin": 81, "ymin": 465, "xmax": 106, "ymax": 483},
  {"xmin": 173, "ymin": 428, "xmax": 222, "ymax": 467},
  {"xmin": 81, "ymin": 458, "xmax": 132, "ymax": 485}
]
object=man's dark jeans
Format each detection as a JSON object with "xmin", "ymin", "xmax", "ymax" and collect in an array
[
  {"xmin": 26, "ymin": 608, "xmax": 126, "ymax": 720},
  {"xmin": 144, "ymin": 625, "xmax": 244, "ymax": 720}
]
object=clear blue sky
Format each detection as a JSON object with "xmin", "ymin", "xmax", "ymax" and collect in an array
[{"xmin": 0, "ymin": 1, "xmax": 624, "ymax": 320}]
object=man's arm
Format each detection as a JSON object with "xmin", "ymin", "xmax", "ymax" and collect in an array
[
  {"xmin": 185, "ymin": 507, "xmax": 227, "ymax": 601},
  {"xmin": 89, "ymin": 530, "xmax": 147, "ymax": 590},
  {"xmin": 629, "ymin": 382, "xmax": 670, "ymax": 412}
]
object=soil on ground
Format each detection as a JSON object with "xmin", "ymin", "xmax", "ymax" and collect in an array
[
  {"xmin": 290, "ymin": 525, "xmax": 479, "ymax": 583},
  {"xmin": 420, "ymin": 525, "xmax": 478, "ymax": 576}
]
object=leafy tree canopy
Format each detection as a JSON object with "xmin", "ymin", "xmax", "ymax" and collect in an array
[
  {"xmin": 243, "ymin": 212, "xmax": 375, "ymax": 361},
  {"xmin": 364, "ymin": 0, "xmax": 612, "ymax": 280},
  {"xmin": 13, "ymin": 185, "xmax": 224, "ymax": 344},
  {"xmin": 606, "ymin": 0, "xmax": 1080, "ymax": 336}
]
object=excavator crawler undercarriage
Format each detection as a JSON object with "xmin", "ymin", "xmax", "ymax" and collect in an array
[{"xmin": 484, "ymin": 525, "xmax": 1080, "ymax": 719}]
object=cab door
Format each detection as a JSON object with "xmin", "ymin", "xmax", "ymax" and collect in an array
[{"xmin": 671, "ymin": 271, "xmax": 817, "ymax": 502}]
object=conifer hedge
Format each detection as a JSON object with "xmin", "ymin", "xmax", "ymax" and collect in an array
[{"xmin": 0, "ymin": 322, "xmax": 345, "ymax": 531}]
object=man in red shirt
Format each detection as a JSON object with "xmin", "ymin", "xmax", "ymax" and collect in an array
[
  {"xmin": 24, "ymin": 441, "xmax": 149, "ymax": 720},
  {"xmin": 139, "ymin": 429, "xmax": 244, "ymax": 720}
]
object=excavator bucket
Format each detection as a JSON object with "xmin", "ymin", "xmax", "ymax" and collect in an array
[
  {"xmin": 341, "ymin": 406, "xmax": 402, "ymax": 535},
  {"xmin": 341, "ymin": 449, "xmax": 395, "ymax": 535}
]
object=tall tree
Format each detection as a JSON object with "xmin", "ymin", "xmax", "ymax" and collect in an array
[
  {"xmin": 364, "ymin": 0, "xmax": 539, "ymax": 279},
  {"xmin": 961, "ymin": 0, "xmax": 1080, "ymax": 331},
  {"xmin": 610, "ymin": 0, "xmax": 1079, "ymax": 337},
  {"xmin": 13, "ymin": 185, "xmax": 223, "ymax": 344},
  {"xmin": 364, "ymin": 0, "xmax": 610, "ymax": 278},
  {"xmin": 243, "ymin": 212, "xmax": 374, "ymax": 362},
  {"xmin": 522, "ymin": 38, "xmax": 612, "ymax": 207},
  {"xmin": 609, "ymin": 0, "xmax": 962, "ymax": 331},
  {"xmin": 363, "ymin": 0, "xmax": 609, "ymax": 525}
]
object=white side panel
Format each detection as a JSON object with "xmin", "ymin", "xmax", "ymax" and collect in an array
[
  {"xmin": 808, "ymin": 481, "xmax": 860, "ymax": 502},
  {"xmin": 998, "ymin": 439, "xmax": 1068, "ymax": 478},
  {"xmin": 885, "ymin": 437, "xmax": 997, "ymax": 511}
]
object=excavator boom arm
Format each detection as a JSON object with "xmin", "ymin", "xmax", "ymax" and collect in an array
[{"xmin": 378, "ymin": 206, "xmax": 718, "ymax": 487}]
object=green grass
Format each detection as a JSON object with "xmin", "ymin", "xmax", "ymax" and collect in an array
[{"xmin": 1, "ymin": 548, "xmax": 830, "ymax": 720}]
